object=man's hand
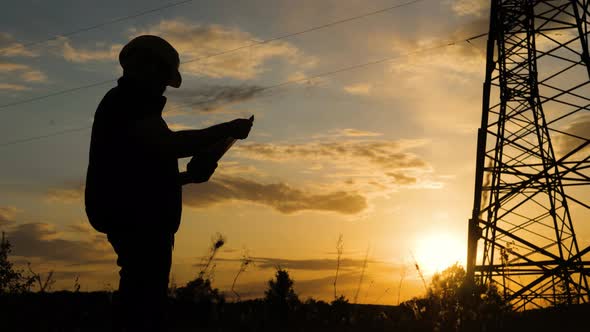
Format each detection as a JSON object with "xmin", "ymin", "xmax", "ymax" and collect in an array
[
  {"xmin": 186, "ymin": 157, "xmax": 218, "ymax": 183},
  {"xmin": 169, "ymin": 115, "xmax": 255, "ymax": 158},
  {"xmin": 227, "ymin": 116, "xmax": 254, "ymax": 139}
]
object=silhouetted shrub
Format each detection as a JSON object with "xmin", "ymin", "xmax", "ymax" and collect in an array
[
  {"xmin": 331, "ymin": 294, "xmax": 352, "ymax": 324},
  {"xmin": 175, "ymin": 276, "xmax": 224, "ymax": 304},
  {"xmin": 0, "ymin": 232, "xmax": 34, "ymax": 294},
  {"xmin": 402, "ymin": 263, "xmax": 510, "ymax": 332},
  {"xmin": 264, "ymin": 268, "xmax": 299, "ymax": 323},
  {"xmin": 172, "ymin": 276, "xmax": 225, "ymax": 326}
]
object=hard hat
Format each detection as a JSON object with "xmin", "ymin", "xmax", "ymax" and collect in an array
[{"xmin": 119, "ymin": 35, "xmax": 182, "ymax": 88}]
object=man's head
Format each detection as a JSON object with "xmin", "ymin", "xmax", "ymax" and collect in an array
[{"xmin": 119, "ymin": 35, "xmax": 182, "ymax": 88}]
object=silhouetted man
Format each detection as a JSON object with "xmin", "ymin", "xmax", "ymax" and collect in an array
[{"xmin": 85, "ymin": 35, "xmax": 253, "ymax": 332}]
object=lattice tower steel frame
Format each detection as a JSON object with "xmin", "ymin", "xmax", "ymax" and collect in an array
[{"xmin": 466, "ymin": 0, "xmax": 590, "ymax": 310}]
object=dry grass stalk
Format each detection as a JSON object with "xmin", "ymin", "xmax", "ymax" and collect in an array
[
  {"xmin": 333, "ymin": 234, "xmax": 344, "ymax": 300},
  {"xmin": 353, "ymin": 245, "xmax": 370, "ymax": 304},
  {"xmin": 231, "ymin": 249, "xmax": 253, "ymax": 302}
]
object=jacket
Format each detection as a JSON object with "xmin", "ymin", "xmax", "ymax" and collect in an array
[{"xmin": 85, "ymin": 77, "xmax": 181, "ymax": 234}]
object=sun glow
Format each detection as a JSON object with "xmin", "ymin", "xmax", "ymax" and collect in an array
[{"xmin": 413, "ymin": 232, "xmax": 465, "ymax": 275}]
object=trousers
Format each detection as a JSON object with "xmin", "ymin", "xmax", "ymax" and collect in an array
[{"xmin": 107, "ymin": 231, "xmax": 174, "ymax": 332}]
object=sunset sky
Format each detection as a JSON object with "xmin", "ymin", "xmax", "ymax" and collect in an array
[{"xmin": 0, "ymin": 0, "xmax": 504, "ymax": 303}]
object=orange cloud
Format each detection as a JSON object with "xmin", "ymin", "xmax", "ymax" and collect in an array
[
  {"xmin": 18, "ymin": 69, "xmax": 47, "ymax": 82},
  {"xmin": 53, "ymin": 19, "xmax": 316, "ymax": 81},
  {"xmin": 0, "ymin": 62, "xmax": 29, "ymax": 71},
  {"xmin": 165, "ymin": 84, "xmax": 266, "ymax": 114},
  {"xmin": 5, "ymin": 222, "xmax": 113, "ymax": 264},
  {"xmin": 447, "ymin": 0, "xmax": 489, "ymax": 17},
  {"xmin": 0, "ymin": 83, "xmax": 30, "ymax": 91},
  {"xmin": 343, "ymin": 83, "xmax": 372, "ymax": 96},
  {"xmin": 55, "ymin": 36, "xmax": 122, "ymax": 63},
  {"xmin": 183, "ymin": 175, "xmax": 368, "ymax": 214},
  {"xmin": 213, "ymin": 256, "xmax": 391, "ymax": 272},
  {"xmin": 46, "ymin": 173, "xmax": 368, "ymax": 215},
  {"xmin": 0, "ymin": 206, "xmax": 17, "ymax": 226},
  {"xmin": 554, "ymin": 115, "xmax": 590, "ymax": 158},
  {"xmin": 45, "ymin": 184, "xmax": 84, "ymax": 203},
  {"xmin": 312, "ymin": 128, "xmax": 383, "ymax": 139},
  {"xmin": 0, "ymin": 32, "xmax": 38, "ymax": 57},
  {"xmin": 236, "ymin": 140, "xmax": 427, "ymax": 165},
  {"xmin": 233, "ymin": 139, "xmax": 437, "ymax": 189},
  {"xmin": 0, "ymin": 61, "xmax": 47, "ymax": 83},
  {"xmin": 136, "ymin": 19, "xmax": 316, "ymax": 79}
]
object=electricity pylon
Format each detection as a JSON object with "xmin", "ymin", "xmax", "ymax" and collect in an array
[{"xmin": 467, "ymin": 0, "xmax": 590, "ymax": 310}]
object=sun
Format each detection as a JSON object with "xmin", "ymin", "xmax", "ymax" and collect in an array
[{"xmin": 413, "ymin": 232, "xmax": 465, "ymax": 275}]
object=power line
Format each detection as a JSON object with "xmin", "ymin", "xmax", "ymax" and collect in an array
[
  {"xmin": 466, "ymin": 32, "xmax": 488, "ymax": 43},
  {"xmin": 181, "ymin": 0, "xmax": 426, "ymax": 65},
  {"xmin": 0, "ymin": 0, "xmax": 426, "ymax": 111},
  {"xmin": 0, "ymin": 31, "xmax": 488, "ymax": 148},
  {"xmin": 0, "ymin": 0, "xmax": 196, "ymax": 55},
  {"xmin": 0, "ymin": 126, "xmax": 91, "ymax": 148},
  {"xmin": 0, "ymin": 79, "xmax": 114, "ymax": 109},
  {"xmin": 169, "ymin": 33, "xmax": 488, "ymax": 113}
]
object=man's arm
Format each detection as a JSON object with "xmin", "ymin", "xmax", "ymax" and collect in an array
[
  {"xmin": 131, "ymin": 116, "xmax": 252, "ymax": 158},
  {"xmin": 171, "ymin": 122, "xmax": 233, "ymax": 158},
  {"xmin": 180, "ymin": 158, "xmax": 218, "ymax": 185}
]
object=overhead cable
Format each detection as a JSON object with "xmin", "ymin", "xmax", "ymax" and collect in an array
[
  {"xmin": 0, "ymin": 31, "xmax": 489, "ymax": 148},
  {"xmin": 0, "ymin": 0, "xmax": 426, "ymax": 111}
]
